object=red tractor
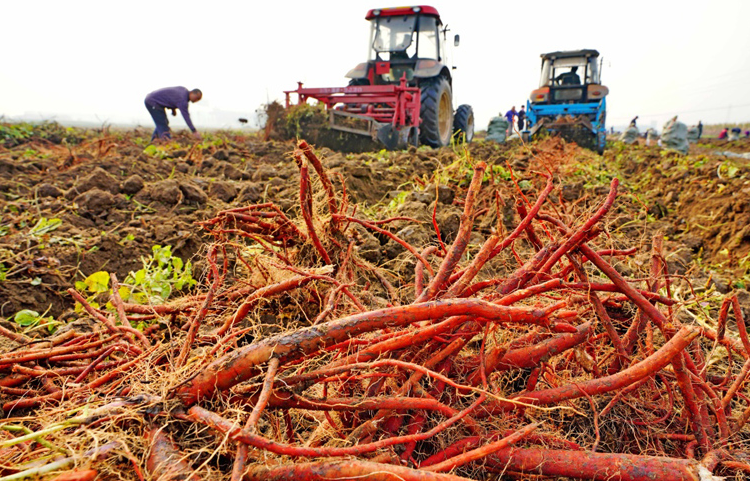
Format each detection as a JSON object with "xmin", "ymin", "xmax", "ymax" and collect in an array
[{"xmin": 285, "ymin": 5, "xmax": 473, "ymax": 150}]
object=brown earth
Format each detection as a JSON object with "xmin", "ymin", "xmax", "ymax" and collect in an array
[
  {"xmin": 2, "ymin": 124, "xmax": 750, "ymax": 480},
  {"xmin": 1, "ymin": 124, "xmax": 749, "ymax": 325}
]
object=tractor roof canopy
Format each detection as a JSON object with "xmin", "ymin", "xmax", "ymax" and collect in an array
[
  {"xmin": 366, "ymin": 5, "xmax": 441, "ymax": 22},
  {"xmin": 541, "ymin": 49, "xmax": 599, "ymax": 60}
]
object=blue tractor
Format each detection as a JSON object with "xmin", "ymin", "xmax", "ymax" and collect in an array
[{"xmin": 523, "ymin": 49, "xmax": 608, "ymax": 154}]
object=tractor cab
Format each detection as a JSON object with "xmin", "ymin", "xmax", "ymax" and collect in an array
[
  {"xmin": 530, "ymin": 50, "xmax": 608, "ymax": 105},
  {"xmin": 345, "ymin": 6, "xmax": 455, "ymax": 86}
]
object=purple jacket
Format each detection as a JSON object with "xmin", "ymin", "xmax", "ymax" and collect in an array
[
  {"xmin": 505, "ymin": 110, "xmax": 516, "ymax": 123},
  {"xmin": 145, "ymin": 86, "xmax": 196, "ymax": 132}
]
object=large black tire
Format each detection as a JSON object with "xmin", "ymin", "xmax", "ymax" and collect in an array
[
  {"xmin": 453, "ymin": 104, "xmax": 474, "ymax": 144},
  {"xmin": 419, "ymin": 77, "xmax": 453, "ymax": 147}
]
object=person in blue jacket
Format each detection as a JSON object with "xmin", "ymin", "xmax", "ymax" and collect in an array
[{"xmin": 144, "ymin": 86, "xmax": 202, "ymax": 142}]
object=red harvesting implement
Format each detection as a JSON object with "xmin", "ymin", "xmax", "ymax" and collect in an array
[{"xmin": 285, "ymin": 5, "xmax": 474, "ymax": 150}]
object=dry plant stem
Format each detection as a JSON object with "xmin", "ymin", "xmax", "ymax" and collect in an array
[
  {"xmin": 445, "ymin": 234, "xmax": 499, "ymax": 298},
  {"xmin": 688, "ymin": 370, "xmax": 731, "ymax": 445},
  {"xmin": 188, "ymin": 393, "xmax": 486, "ymax": 458},
  {"xmin": 488, "ymin": 447, "xmax": 719, "ymax": 481},
  {"xmin": 67, "ymin": 288, "xmax": 119, "ymax": 336},
  {"xmin": 0, "ymin": 324, "xmax": 31, "ymax": 344},
  {"xmin": 72, "ymin": 345, "xmax": 124, "ymax": 383},
  {"xmin": 297, "ymin": 156, "xmax": 332, "ymax": 264},
  {"xmin": 619, "ymin": 237, "xmax": 666, "ymax": 358},
  {"xmin": 722, "ymin": 357, "xmax": 750, "ymax": 409},
  {"xmin": 468, "ymin": 322, "xmax": 592, "ymax": 386},
  {"xmin": 333, "ymin": 214, "xmax": 434, "ymax": 275},
  {"xmin": 516, "ymin": 200, "xmax": 545, "ymax": 249},
  {"xmin": 731, "ymin": 294, "xmax": 750, "ymax": 354},
  {"xmin": 216, "ymin": 274, "xmax": 319, "ymax": 336},
  {"xmin": 489, "ymin": 176, "xmax": 554, "ymax": 259},
  {"xmin": 496, "ymin": 244, "xmax": 555, "ymax": 295},
  {"xmin": 109, "ymin": 273, "xmax": 149, "ymax": 348},
  {"xmin": 244, "ymin": 460, "xmax": 474, "ymax": 481},
  {"xmin": 347, "ymin": 331, "xmax": 478, "ymax": 442},
  {"xmin": 256, "ymin": 392, "xmax": 474, "ymax": 419},
  {"xmin": 561, "ymin": 282, "xmax": 675, "ymax": 305},
  {"xmin": 300, "ymin": 314, "xmax": 474, "ymax": 373},
  {"xmin": 0, "ymin": 335, "xmax": 121, "ymax": 366},
  {"xmin": 721, "ymin": 460, "xmax": 750, "ymax": 474},
  {"xmin": 415, "ymin": 245, "xmax": 438, "ymax": 298},
  {"xmin": 177, "ymin": 245, "xmax": 220, "ymax": 367},
  {"xmin": 0, "ymin": 441, "xmax": 120, "ymax": 481},
  {"xmin": 418, "ymin": 161, "xmax": 486, "ymax": 302},
  {"xmin": 146, "ymin": 427, "xmax": 198, "ymax": 481},
  {"xmin": 569, "ymin": 257, "xmax": 628, "ymax": 363},
  {"xmin": 298, "ymin": 140, "xmax": 338, "ymax": 217},
  {"xmin": 175, "ymin": 298, "xmax": 557, "ymax": 405},
  {"xmin": 67, "ymin": 289, "xmax": 145, "ymax": 350},
  {"xmin": 538, "ymin": 177, "xmax": 619, "ymax": 277},
  {"xmin": 12, "ymin": 361, "xmax": 125, "ymax": 378},
  {"xmin": 231, "ymin": 357, "xmax": 281, "ymax": 481},
  {"xmin": 49, "ymin": 469, "xmax": 98, "ymax": 481},
  {"xmin": 502, "ymin": 326, "xmax": 699, "ymax": 408},
  {"xmin": 670, "ymin": 352, "xmax": 711, "ymax": 454},
  {"xmin": 0, "ymin": 374, "xmax": 29, "ymax": 388},
  {"xmin": 563, "ymin": 253, "xmax": 707, "ymax": 448},
  {"xmin": 424, "ymin": 422, "xmax": 540, "ymax": 472},
  {"xmin": 3, "ymin": 345, "xmax": 157, "ymax": 411}
]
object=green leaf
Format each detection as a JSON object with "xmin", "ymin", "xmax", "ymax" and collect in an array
[
  {"xmin": 83, "ymin": 271, "xmax": 110, "ymax": 293},
  {"xmin": 29, "ymin": 217, "xmax": 62, "ymax": 237},
  {"xmin": 14, "ymin": 310, "xmax": 40, "ymax": 327},
  {"xmin": 153, "ymin": 245, "xmax": 172, "ymax": 266},
  {"xmin": 30, "ymin": 277, "xmax": 41, "ymax": 286}
]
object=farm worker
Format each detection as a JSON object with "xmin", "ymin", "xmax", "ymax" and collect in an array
[
  {"xmin": 718, "ymin": 128, "xmax": 728, "ymax": 139},
  {"xmin": 505, "ymin": 106, "xmax": 517, "ymax": 135},
  {"xmin": 517, "ymin": 105, "xmax": 526, "ymax": 131},
  {"xmin": 555, "ymin": 66, "xmax": 580, "ymax": 86},
  {"xmin": 697, "ymin": 120, "xmax": 703, "ymax": 139},
  {"xmin": 629, "ymin": 116, "xmax": 638, "ymax": 127},
  {"xmin": 144, "ymin": 86, "xmax": 202, "ymax": 142}
]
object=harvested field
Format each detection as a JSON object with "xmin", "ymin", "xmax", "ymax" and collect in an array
[{"xmin": 1, "ymin": 124, "xmax": 750, "ymax": 480}]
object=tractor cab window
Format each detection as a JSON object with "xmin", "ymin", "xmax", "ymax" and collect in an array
[
  {"xmin": 586, "ymin": 57, "xmax": 600, "ymax": 84},
  {"xmin": 417, "ymin": 16, "xmax": 439, "ymax": 61},
  {"xmin": 370, "ymin": 15, "xmax": 417, "ymax": 61},
  {"xmin": 540, "ymin": 57, "xmax": 599, "ymax": 87}
]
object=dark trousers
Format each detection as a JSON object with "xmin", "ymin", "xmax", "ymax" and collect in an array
[{"xmin": 145, "ymin": 101, "xmax": 170, "ymax": 141}]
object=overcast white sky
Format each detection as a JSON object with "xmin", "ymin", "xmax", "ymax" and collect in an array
[{"xmin": 2, "ymin": 0, "xmax": 750, "ymax": 132}]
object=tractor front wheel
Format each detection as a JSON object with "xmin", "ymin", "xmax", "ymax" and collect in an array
[
  {"xmin": 453, "ymin": 104, "xmax": 474, "ymax": 144},
  {"xmin": 420, "ymin": 77, "xmax": 453, "ymax": 147}
]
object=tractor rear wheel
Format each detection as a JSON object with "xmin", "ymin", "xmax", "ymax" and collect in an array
[
  {"xmin": 453, "ymin": 104, "xmax": 474, "ymax": 144},
  {"xmin": 420, "ymin": 77, "xmax": 453, "ymax": 147}
]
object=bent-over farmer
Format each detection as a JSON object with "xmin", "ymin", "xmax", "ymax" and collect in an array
[{"xmin": 144, "ymin": 86, "xmax": 202, "ymax": 142}]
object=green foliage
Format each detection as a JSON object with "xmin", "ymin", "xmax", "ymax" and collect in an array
[
  {"xmin": 0, "ymin": 263, "xmax": 6, "ymax": 282},
  {"xmin": 143, "ymin": 144, "xmax": 168, "ymax": 159},
  {"xmin": 12, "ymin": 308, "xmax": 58, "ymax": 333},
  {"xmin": 75, "ymin": 271, "xmax": 110, "ymax": 294},
  {"xmin": 120, "ymin": 245, "xmax": 196, "ymax": 305},
  {"xmin": 279, "ymin": 103, "xmax": 328, "ymax": 138},
  {"xmin": 29, "ymin": 217, "xmax": 62, "ymax": 237},
  {"xmin": 0, "ymin": 120, "xmax": 83, "ymax": 147},
  {"xmin": 0, "ymin": 122, "xmax": 34, "ymax": 147},
  {"xmin": 488, "ymin": 164, "xmax": 512, "ymax": 182},
  {"xmin": 387, "ymin": 191, "xmax": 409, "ymax": 210},
  {"xmin": 733, "ymin": 252, "xmax": 750, "ymax": 289}
]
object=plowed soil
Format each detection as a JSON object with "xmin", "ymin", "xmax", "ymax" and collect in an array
[{"xmin": 1, "ymin": 124, "xmax": 749, "ymax": 326}]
